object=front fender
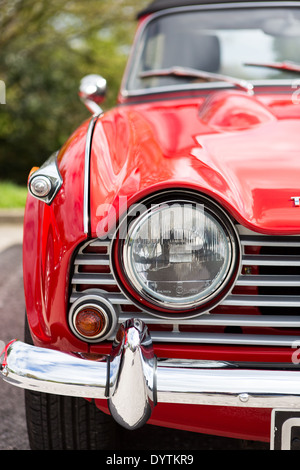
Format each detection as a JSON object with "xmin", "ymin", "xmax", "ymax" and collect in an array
[{"xmin": 23, "ymin": 119, "xmax": 92, "ymax": 352}]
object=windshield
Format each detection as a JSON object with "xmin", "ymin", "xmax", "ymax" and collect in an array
[{"xmin": 125, "ymin": 6, "xmax": 300, "ymax": 93}]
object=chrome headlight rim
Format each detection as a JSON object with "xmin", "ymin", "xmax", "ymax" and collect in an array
[{"xmin": 111, "ymin": 190, "xmax": 241, "ymax": 318}]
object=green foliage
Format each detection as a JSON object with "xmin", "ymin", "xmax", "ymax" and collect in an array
[
  {"xmin": 0, "ymin": 181, "xmax": 27, "ymax": 208},
  {"xmin": 0, "ymin": 0, "xmax": 148, "ymax": 184}
]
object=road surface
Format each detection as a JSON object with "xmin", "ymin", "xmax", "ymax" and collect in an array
[
  {"xmin": 0, "ymin": 243, "xmax": 269, "ymax": 450},
  {"xmin": 0, "ymin": 244, "xmax": 29, "ymax": 450}
]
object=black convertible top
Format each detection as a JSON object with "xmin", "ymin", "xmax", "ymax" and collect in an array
[{"xmin": 137, "ymin": 0, "xmax": 289, "ymax": 18}]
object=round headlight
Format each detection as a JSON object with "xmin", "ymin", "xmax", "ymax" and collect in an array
[{"xmin": 113, "ymin": 193, "xmax": 240, "ymax": 316}]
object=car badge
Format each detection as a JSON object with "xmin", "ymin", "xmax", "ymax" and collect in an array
[{"xmin": 291, "ymin": 197, "xmax": 300, "ymax": 207}]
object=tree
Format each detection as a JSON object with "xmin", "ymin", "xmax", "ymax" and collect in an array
[{"xmin": 0, "ymin": 0, "xmax": 148, "ymax": 184}]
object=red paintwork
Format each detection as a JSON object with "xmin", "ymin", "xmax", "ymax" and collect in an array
[
  {"xmin": 23, "ymin": 120, "xmax": 88, "ymax": 352},
  {"xmin": 94, "ymin": 400, "xmax": 272, "ymax": 442},
  {"xmin": 90, "ymin": 89, "xmax": 300, "ymax": 238},
  {"xmin": 22, "ymin": 13, "xmax": 300, "ymax": 443}
]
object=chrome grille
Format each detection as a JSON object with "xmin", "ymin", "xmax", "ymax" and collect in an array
[{"xmin": 70, "ymin": 226, "xmax": 300, "ymax": 346}]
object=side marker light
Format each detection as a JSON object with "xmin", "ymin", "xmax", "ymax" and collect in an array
[
  {"xmin": 74, "ymin": 307, "xmax": 107, "ymax": 339},
  {"xmin": 29, "ymin": 176, "xmax": 52, "ymax": 198}
]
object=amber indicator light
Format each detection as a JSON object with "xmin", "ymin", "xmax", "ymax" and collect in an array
[
  {"xmin": 28, "ymin": 166, "xmax": 40, "ymax": 182},
  {"xmin": 74, "ymin": 307, "xmax": 106, "ymax": 338}
]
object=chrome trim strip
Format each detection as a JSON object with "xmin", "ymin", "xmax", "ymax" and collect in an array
[
  {"xmin": 223, "ymin": 294, "xmax": 300, "ymax": 307},
  {"xmin": 239, "ymin": 236, "xmax": 300, "ymax": 247},
  {"xmin": 71, "ymin": 273, "xmax": 118, "ymax": 286},
  {"xmin": 1, "ymin": 340, "xmax": 108, "ymax": 399},
  {"xmin": 156, "ymin": 364, "xmax": 300, "ymax": 408},
  {"xmin": 124, "ymin": 82, "xmax": 246, "ymax": 99},
  {"xmin": 89, "ymin": 240, "xmax": 111, "ymax": 247},
  {"xmin": 83, "ymin": 115, "xmax": 100, "ymax": 234},
  {"xmin": 70, "ymin": 291, "xmax": 132, "ymax": 305},
  {"xmin": 122, "ymin": 80, "xmax": 298, "ymax": 99},
  {"xmin": 150, "ymin": 331, "xmax": 300, "ymax": 347},
  {"xmin": 237, "ymin": 274, "xmax": 300, "ymax": 286},
  {"xmin": 74, "ymin": 254, "xmax": 110, "ymax": 266},
  {"xmin": 242, "ymin": 254, "xmax": 300, "ymax": 266},
  {"xmin": 106, "ymin": 293, "xmax": 132, "ymax": 305},
  {"xmin": 118, "ymin": 312, "xmax": 300, "ymax": 328},
  {"xmin": 138, "ymin": 1, "xmax": 300, "ymax": 20},
  {"xmin": 237, "ymin": 225, "xmax": 300, "ymax": 236}
]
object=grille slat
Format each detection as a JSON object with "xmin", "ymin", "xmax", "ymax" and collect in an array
[
  {"xmin": 223, "ymin": 294, "xmax": 300, "ymax": 307},
  {"xmin": 118, "ymin": 312, "xmax": 300, "ymax": 327},
  {"xmin": 74, "ymin": 254, "xmax": 110, "ymax": 266},
  {"xmin": 70, "ymin": 225, "xmax": 300, "ymax": 347},
  {"xmin": 149, "ymin": 331, "xmax": 300, "ymax": 347},
  {"xmin": 242, "ymin": 254, "xmax": 300, "ymax": 266},
  {"xmin": 236, "ymin": 275, "xmax": 300, "ymax": 287},
  {"xmin": 70, "ymin": 291, "xmax": 131, "ymax": 305},
  {"xmin": 72, "ymin": 273, "xmax": 118, "ymax": 285},
  {"xmin": 240, "ymin": 235, "xmax": 300, "ymax": 247}
]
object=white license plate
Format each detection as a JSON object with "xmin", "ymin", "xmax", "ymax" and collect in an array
[{"xmin": 271, "ymin": 410, "xmax": 300, "ymax": 450}]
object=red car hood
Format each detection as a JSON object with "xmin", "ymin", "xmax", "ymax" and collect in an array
[{"xmin": 90, "ymin": 90, "xmax": 300, "ymax": 236}]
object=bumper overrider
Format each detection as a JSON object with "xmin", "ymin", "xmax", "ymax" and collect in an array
[{"xmin": 2, "ymin": 318, "xmax": 300, "ymax": 432}]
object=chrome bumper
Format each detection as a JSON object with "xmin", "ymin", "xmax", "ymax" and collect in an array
[{"xmin": 2, "ymin": 318, "xmax": 300, "ymax": 430}]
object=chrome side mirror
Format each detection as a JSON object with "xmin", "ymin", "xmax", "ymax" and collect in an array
[{"xmin": 79, "ymin": 74, "xmax": 107, "ymax": 115}]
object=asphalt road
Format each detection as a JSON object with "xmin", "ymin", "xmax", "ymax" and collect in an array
[
  {"xmin": 0, "ymin": 244, "xmax": 29, "ymax": 450},
  {"xmin": 0, "ymin": 243, "xmax": 269, "ymax": 450}
]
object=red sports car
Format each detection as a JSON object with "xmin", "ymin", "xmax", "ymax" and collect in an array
[{"xmin": 2, "ymin": 0, "xmax": 300, "ymax": 450}]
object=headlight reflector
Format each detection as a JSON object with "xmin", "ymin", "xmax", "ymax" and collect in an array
[{"xmin": 115, "ymin": 194, "xmax": 240, "ymax": 315}]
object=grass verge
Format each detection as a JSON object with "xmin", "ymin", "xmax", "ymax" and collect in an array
[{"xmin": 0, "ymin": 181, "xmax": 28, "ymax": 209}]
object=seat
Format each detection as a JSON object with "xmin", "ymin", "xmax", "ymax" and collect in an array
[{"xmin": 163, "ymin": 32, "xmax": 221, "ymax": 72}]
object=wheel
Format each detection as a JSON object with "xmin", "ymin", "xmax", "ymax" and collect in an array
[{"xmin": 24, "ymin": 315, "xmax": 119, "ymax": 450}]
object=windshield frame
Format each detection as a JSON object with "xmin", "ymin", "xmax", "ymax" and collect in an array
[{"xmin": 121, "ymin": 1, "xmax": 300, "ymax": 98}]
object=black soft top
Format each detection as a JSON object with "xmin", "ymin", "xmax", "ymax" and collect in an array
[{"xmin": 137, "ymin": 0, "xmax": 289, "ymax": 18}]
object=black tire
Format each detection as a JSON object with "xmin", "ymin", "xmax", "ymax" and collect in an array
[{"xmin": 24, "ymin": 315, "xmax": 119, "ymax": 450}]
